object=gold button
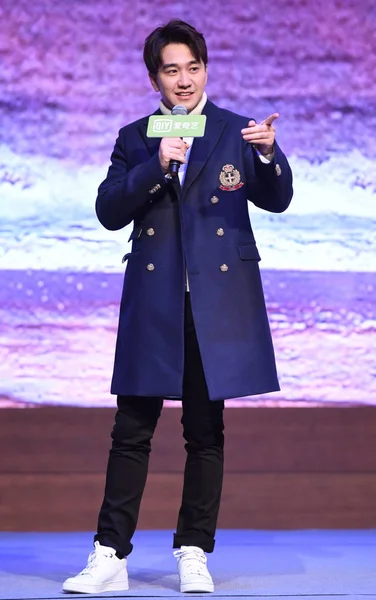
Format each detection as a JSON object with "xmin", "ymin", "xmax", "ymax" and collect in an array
[
  {"xmin": 220, "ymin": 264, "xmax": 229, "ymax": 272},
  {"xmin": 211, "ymin": 196, "xmax": 219, "ymax": 204},
  {"xmin": 216, "ymin": 228, "xmax": 224, "ymax": 236},
  {"xmin": 146, "ymin": 263, "xmax": 155, "ymax": 271},
  {"xmin": 275, "ymin": 164, "xmax": 282, "ymax": 176},
  {"xmin": 146, "ymin": 228, "xmax": 155, "ymax": 236}
]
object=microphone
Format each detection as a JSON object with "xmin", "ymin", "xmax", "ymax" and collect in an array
[{"xmin": 169, "ymin": 104, "xmax": 188, "ymax": 177}]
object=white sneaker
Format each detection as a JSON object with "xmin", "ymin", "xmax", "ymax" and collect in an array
[
  {"xmin": 174, "ymin": 545, "xmax": 214, "ymax": 593},
  {"xmin": 62, "ymin": 541, "xmax": 129, "ymax": 594}
]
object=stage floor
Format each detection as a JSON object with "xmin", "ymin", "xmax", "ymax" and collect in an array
[{"xmin": 0, "ymin": 530, "xmax": 375, "ymax": 600}]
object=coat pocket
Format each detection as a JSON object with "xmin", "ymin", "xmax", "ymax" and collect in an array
[
  {"xmin": 127, "ymin": 227, "xmax": 143, "ymax": 242},
  {"xmin": 123, "ymin": 227, "xmax": 143, "ymax": 262},
  {"xmin": 122, "ymin": 250, "xmax": 140, "ymax": 264},
  {"xmin": 236, "ymin": 243, "xmax": 261, "ymax": 261}
]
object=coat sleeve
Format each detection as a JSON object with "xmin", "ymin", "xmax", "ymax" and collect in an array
[
  {"xmin": 95, "ymin": 129, "xmax": 168, "ymax": 231},
  {"xmin": 244, "ymin": 141, "xmax": 293, "ymax": 213}
]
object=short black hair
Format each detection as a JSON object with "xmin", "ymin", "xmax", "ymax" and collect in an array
[{"xmin": 143, "ymin": 19, "xmax": 208, "ymax": 77}]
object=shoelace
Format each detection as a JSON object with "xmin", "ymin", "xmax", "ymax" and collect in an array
[
  {"xmin": 80, "ymin": 545, "xmax": 116, "ymax": 575},
  {"xmin": 174, "ymin": 548, "xmax": 208, "ymax": 576}
]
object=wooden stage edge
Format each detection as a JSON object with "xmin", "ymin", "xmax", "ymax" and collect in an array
[{"xmin": 1, "ymin": 405, "xmax": 376, "ymax": 531}]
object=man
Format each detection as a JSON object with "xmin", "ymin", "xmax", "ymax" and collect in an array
[{"xmin": 62, "ymin": 19, "xmax": 293, "ymax": 595}]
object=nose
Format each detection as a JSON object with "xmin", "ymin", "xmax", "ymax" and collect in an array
[{"xmin": 177, "ymin": 70, "xmax": 191, "ymax": 88}]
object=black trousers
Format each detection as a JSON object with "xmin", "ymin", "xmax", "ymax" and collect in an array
[{"xmin": 95, "ymin": 293, "xmax": 225, "ymax": 556}]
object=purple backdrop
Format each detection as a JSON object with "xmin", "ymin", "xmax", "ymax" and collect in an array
[{"xmin": 1, "ymin": 0, "xmax": 375, "ymax": 407}]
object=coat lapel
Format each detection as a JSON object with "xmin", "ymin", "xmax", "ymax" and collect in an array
[
  {"xmin": 138, "ymin": 109, "xmax": 161, "ymax": 159},
  {"xmin": 182, "ymin": 101, "xmax": 226, "ymax": 194}
]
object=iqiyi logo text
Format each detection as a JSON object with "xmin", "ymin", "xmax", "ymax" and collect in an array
[{"xmin": 152, "ymin": 119, "xmax": 173, "ymax": 133}]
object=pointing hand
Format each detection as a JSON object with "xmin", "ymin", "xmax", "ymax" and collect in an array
[{"xmin": 241, "ymin": 113, "xmax": 279, "ymax": 156}]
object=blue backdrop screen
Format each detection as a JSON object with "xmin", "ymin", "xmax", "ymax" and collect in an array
[{"xmin": 1, "ymin": 0, "xmax": 375, "ymax": 406}]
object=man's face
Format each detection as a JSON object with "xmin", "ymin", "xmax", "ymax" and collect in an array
[{"xmin": 149, "ymin": 43, "xmax": 208, "ymax": 112}]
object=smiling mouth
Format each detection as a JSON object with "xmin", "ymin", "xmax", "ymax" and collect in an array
[{"xmin": 176, "ymin": 92, "xmax": 194, "ymax": 96}]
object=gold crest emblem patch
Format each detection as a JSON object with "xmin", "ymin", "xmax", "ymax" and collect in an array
[{"xmin": 219, "ymin": 164, "xmax": 244, "ymax": 191}]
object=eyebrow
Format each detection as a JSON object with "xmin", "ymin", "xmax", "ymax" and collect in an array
[{"xmin": 161, "ymin": 60, "xmax": 200, "ymax": 71}]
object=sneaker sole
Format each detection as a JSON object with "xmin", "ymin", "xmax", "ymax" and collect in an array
[
  {"xmin": 180, "ymin": 582, "xmax": 214, "ymax": 593},
  {"xmin": 62, "ymin": 580, "xmax": 129, "ymax": 593}
]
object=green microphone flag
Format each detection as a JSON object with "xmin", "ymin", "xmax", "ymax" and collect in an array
[{"xmin": 147, "ymin": 114, "xmax": 207, "ymax": 138}]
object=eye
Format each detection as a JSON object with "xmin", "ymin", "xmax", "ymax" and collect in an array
[
  {"xmin": 190, "ymin": 67, "xmax": 199, "ymax": 73},
  {"xmin": 166, "ymin": 69, "xmax": 177, "ymax": 75}
]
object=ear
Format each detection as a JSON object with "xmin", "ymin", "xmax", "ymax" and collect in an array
[{"xmin": 149, "ymin": 73, "xmax": 159, "ymax": 92}]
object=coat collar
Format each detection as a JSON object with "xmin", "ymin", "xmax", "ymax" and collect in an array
[
  {"xmin": 138, "ymin": 100, "xmax": 226, "ymax": 194},
  {"xmin": 183, "ymin": 100, "xmax": 226, "ymax": 194}
]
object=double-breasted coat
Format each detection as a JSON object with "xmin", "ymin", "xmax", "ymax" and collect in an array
[{"xmin": 96, "ymin": 100, "xmax": 293, "ymax": 401}]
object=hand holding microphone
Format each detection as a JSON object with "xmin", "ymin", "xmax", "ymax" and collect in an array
[
  {"xmin": 159, "ymin": 137, "xmax": 190, "ymax": 175},
  {"xmin": 158, "ymin": 105, "xmax": 190, "ymax": 176}
]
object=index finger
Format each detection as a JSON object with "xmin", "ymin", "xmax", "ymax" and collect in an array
[
  {"xmin": 261, "ymin": 113, "xmax": 280, "ymax": 126},
  {"xmin": 162, "ymin": 137, "xmax": 185, "ymax": 147}
]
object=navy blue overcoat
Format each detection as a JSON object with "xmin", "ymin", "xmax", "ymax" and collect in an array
[{"xmin": 96, "ymin": 100, "xmax": 293, "ymax": 400}]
